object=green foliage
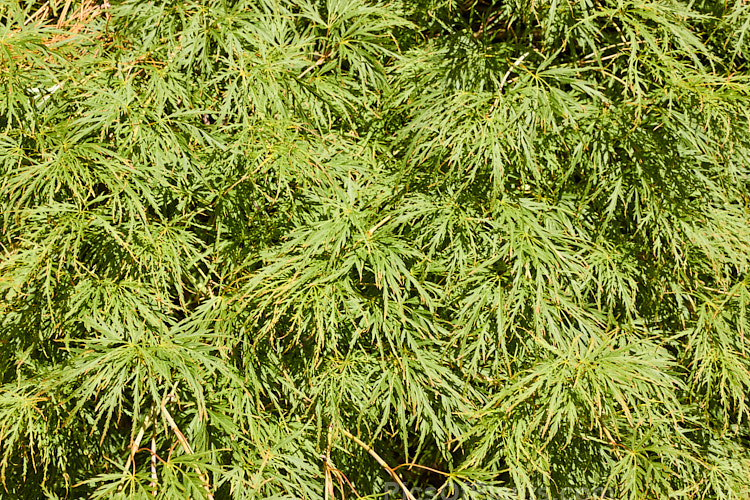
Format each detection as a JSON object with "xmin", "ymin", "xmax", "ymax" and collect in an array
[{"xmin": 2, "ymin": 0, "xmax": 750, "ymax": 498}]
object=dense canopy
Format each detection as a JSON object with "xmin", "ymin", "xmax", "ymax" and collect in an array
[{"xmin": 2, "ymin": 0, "xmax": 750, "ymax": 498}]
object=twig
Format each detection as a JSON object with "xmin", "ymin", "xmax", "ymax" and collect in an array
[
  {"xmin": 125, "ymin": 413, "xmax": 150, "ymax": 473},
  {"xmin": 392, "ymin": 462, "xmax": 450, "ymax": 476},
  {"xmin": 488, "ymin": 51, "xmax": 531, "ymax": 114},
  {"xmin": 299, "ymin": 52, "xmax": 334, "ymax": 79},
  {"xmin": 24, "ymin": 1, "xmax": 50, "ymax": 25},
  {"xmin": 102, "ymin": 0, "xmax": 111, "ymax": 34},
  {"xmin": 499, "ymin": 51, "xmax": 530, "ymax": 94},
  {"xmin": 250, "ymin": 449, "xmax": 272, "ymax": 491},
  {"xmin": 161, "ymin": 398, "xmax": 215, "ymax": 500},
  {"xmin": 56, "ymin": 0, "xmax": 73, "ymax": 28},
  {"xmin": 340, "ymin": 429, "xmax": 416, "ymax": 500},
  {"xmin": 324, "ymin": 427, "xmax": 334, "ymax": 500},
  {"xmin": 330, "ymin": 467, "xmax": 361, "ymax": 498},
  {"xmin": 579, "ymin": 41, "xmax": 630, "ymax": 62},
  {"xmin": 150, "ymin": 435, "xmax": 158, "ymax": 496},
  {"xmin": 117, "ymin": 407, "xmax": 154, "ymax": 493}
]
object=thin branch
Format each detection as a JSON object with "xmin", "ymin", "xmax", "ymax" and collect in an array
[
  {"xmin": 579, "ymin": 41, "xmax": 630, "ymax": 62},
  {"xmin": 340, "ymin": 429, "xmax": 416, "ymax": 500},
  {"xmin": 150, "ymin": 435, "xmax": 158, "ymax": 496},
  {"xmin": 56, "ymin": 0, "xmax": 73, "ymax": 28},
  {"xmin": 161, "ymin": 399, "xmax": 215, "ymax": 500},
  {"xmin": 299, "ymin": 54, "xmax": 328, "ymax": 79},
  {"xmin": 24, "ymin": 1, "xmax": 50, "ymax": 25},
  {"xmin": 117, "ymin": 407, "xmax": 154, "ymax": 493},
  {"xmin": 392, "ymin": 462, "xmax": 450, "ymax": 476},
  {"xmin": 324, "ymin": 426, "xmax": 334, "ymax": 500},
  {"xmin": 499, "ymin": 51, "xmax": 530, "ymax": 94}
]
